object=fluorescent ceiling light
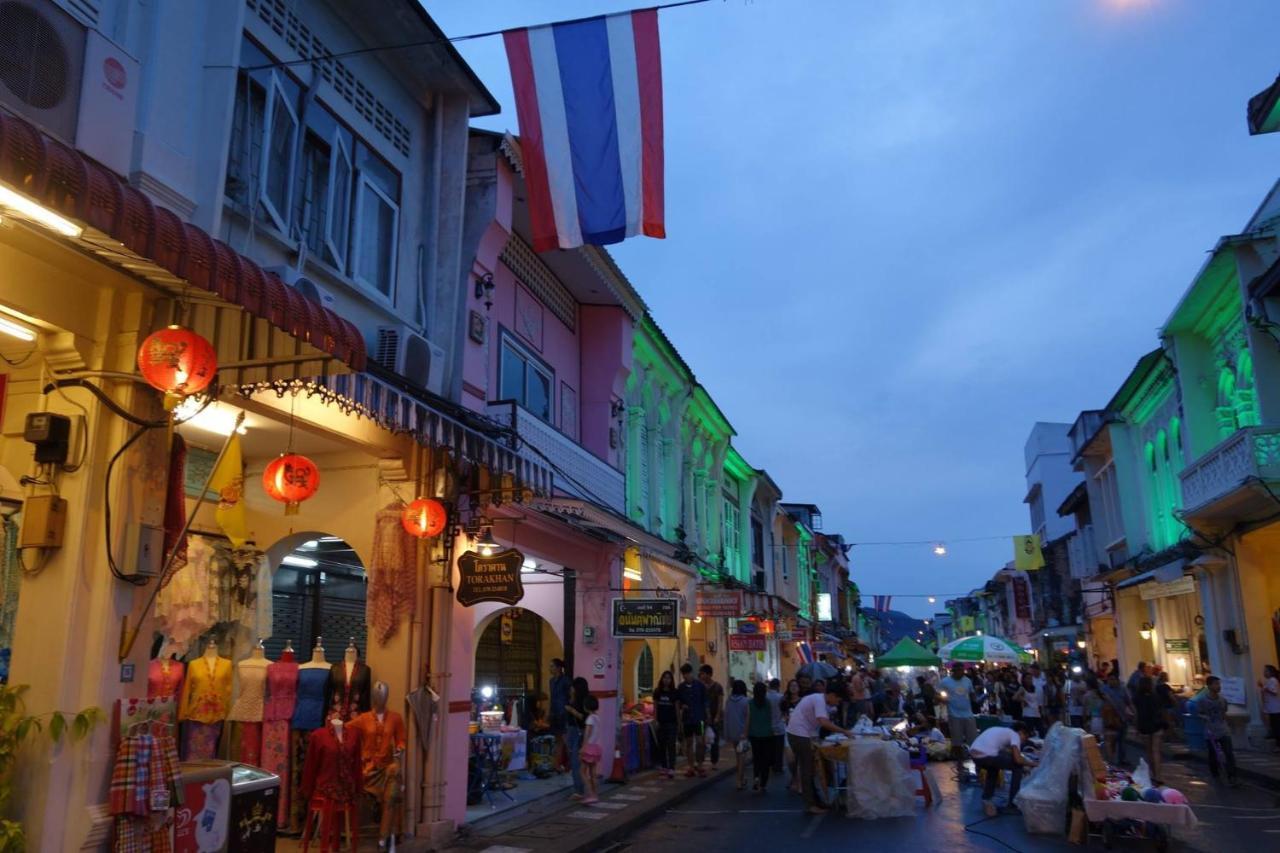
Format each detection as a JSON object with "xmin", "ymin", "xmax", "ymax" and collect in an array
[
  {"xmin": 173, "ymin": 398, "xmax": 248, "ymax": 436},
  {"xmin": 300, "ymin": 540, "xmax": 319, "ymax": 550},
  {"xmin": 521, "ymin": 558, "xmax": 539, "ymax": 574},
  {"xmin": 622, "ymin": 566, "xmax": 643, "ymax": 581},
  {"xmin": 282, "ymin": 554, "xmax": 318, "ymax": 568},
  {"xmin": 0, "ymin": 315, "xmax": 35, "ymax": 342},
  {"xmin": 0, "ymin": 185, "xmax": 83, "ymax": 238},
  {"xmin": 319, "ymin": 536, "xmax": 344, "ymax": 542}
]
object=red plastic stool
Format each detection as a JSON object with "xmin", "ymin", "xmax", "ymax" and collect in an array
[{"xmin": 299, "ymin": 795, "xmax": 359, "ymax": 852}]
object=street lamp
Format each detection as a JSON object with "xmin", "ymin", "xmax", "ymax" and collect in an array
[
  {"xmin": 932, "ymin": 543, "xmax": 947, "ymax": 557},
  {"xmin": 1139, "ymin": 621, "xmax": 1154, "ymax": 641}
]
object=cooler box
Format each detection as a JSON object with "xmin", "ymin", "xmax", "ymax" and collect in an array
[
  {"xmin": 976, "ymin": 714, "xmax": 1002, "ymax": 732},
  {"xmin": 175, "ymin": 761, "xmax": 233, "ymax": 853},
  {"xmin": 227, "ymin": 764, "xmax": 280, "ymax": 852}
]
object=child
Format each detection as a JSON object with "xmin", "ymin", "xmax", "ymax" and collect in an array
[{"xmin": 580, "ymin": 695, "xmax": 603, "ymax": 803}]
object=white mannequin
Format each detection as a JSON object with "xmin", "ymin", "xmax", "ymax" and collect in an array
[
  {"xmin": 300, "ymin": 637, "xmax": 331, "ymax": 671},
  {"xmin": 344, "ymin": 638, "xmax": 358, "ymax": 685},
  {"xmin": 331, "ymin": 714, "xmax": 345, "ymax": 743},
  {"xmin": 250, "ymin": 639, "xmax": 266, "ymax": 660}
]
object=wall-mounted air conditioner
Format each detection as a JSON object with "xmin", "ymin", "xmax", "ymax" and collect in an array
[{"xmin": 375, "ymin": 324, "xmax": 446, "ymax": 396}]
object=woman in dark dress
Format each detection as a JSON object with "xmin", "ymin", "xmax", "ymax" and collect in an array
[
  {"xmin": 1134, "ymin": 676, "xmax": 1167, "ymax": 784},
  {"xmin": 652, "ymin": 670, "xmax": 679, "ymax": 779}
]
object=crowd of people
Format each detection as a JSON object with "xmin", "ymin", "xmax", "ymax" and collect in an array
[{"xmin": 546, "ymin": 653, "xmax": 1280, "ymax": 813}]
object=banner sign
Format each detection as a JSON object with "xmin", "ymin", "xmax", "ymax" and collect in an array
[
  {"xmin": 457, "ymin": 549, "xmax": 526, "ymax": 607},
  {"xmin": 1012, "ymin": 575, "xmax": 1032, "ymax": 620},
  {"xmin": 1140, "ymin": 576, "xmax": 1196, "ymax": 601},
  {"xmin": 696, "ymin": 590, "xmax": 743, "ymax": 617},
  {"xmin": 775, "ymin": 629, "xmax": 794, "ymax": 641},
  {"xmin": 728, "ymin": 633, "xmax": 767, "ymax": 652},
  {"xmin": 611, "ymin": 598, "xmax": 679, "ymax": 638},
  {"xmin": 1220, "ymin": 676, "xmax": 1246, "ymax": 706}
]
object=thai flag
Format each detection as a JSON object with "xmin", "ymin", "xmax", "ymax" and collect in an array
[
  {"xmin": 503, "ymin": 10, "xmax": 665, "ymax": 252},
  {"xmin": 874, "ymin": 595, "xmax": 892, "ymax": 612},
  {"xmin": 796, "ymin": 642, "xmax": 815, "ymax": 665}
]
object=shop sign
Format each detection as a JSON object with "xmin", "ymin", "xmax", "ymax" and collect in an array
[
  {"xmin": 737, "ymin": 621, "xmax": 759, "ymax": 634},
  {"xmin": 457, "ymin": 549, "xmax": 526, "ymax": 607},
  {"xmin": 696, "ymin": 589, "xmax": 743, "ymax": 617},
  {"xmin": 1012, "ymin": 576, "xmax": 1032, "ymax": 619},
  {"xmin": 1140, "ymin": 576, "xmax": 1196, "ymax": 601},
  {"xmin": 775, "ymin": 629, "xmax": 794, "ymax": 641},
  {"xmin": 816, "ymin": 592, "xmax": 832, "ymax": 622},
  {"xmin": 813, "ymin": 641, "xmax": 841, "ymax": 656},
  {"xmin": 1163, "ymin": 638, "xmax": 1191, "ymax": 654},
  {"xmin": 728, "ymin": 633, "xmax": 767, "ymax": 652},
  {"xmin": 611, "ymin": 598, "xmax": 679, "ymax": 638}
]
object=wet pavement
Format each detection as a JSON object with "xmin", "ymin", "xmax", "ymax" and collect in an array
[{"xmin": 618, "ymin": 750, "xmax": 1280, "ymax": 852}]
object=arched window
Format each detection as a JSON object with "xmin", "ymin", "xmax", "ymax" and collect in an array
[{"xmin": 637, "ymin": 644, "xmax": 654, "ymax": 694}]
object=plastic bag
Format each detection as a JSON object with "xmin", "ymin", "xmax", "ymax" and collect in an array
[
  {"xmin": 1015, "ymin": 722, "xmax": 1084, "ymax": 835},
  {"xmin": 704, "ymin": 726, "xmax": 717, "ymax": 747},
  {"xmin": 852, "ymin": 715, "xmax": 876, "ymax": 735},
  {"xmin": 1132, "ymin": 758, "xmax": 1152, "ymax": 789},
  {"xmin": 736, "ymin": 739, "xmax": 751, "ymax": 755}
]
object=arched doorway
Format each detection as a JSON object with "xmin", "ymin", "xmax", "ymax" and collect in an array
[
  {"xmin": 473, "ymin": 607, "xmax": 563, "ymax": 725},
  {"xmin": 266, "ymin": 533, "xmax": 367, "ymax": 662}
]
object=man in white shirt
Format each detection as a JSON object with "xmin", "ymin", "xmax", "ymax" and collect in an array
[
  {"xmin": 785, "ymin": 682, "xmax": 852, "ymax": 815},
  {"xmin": 970, "ymin": 722, "xmax": 1033, "ymax": 816}
]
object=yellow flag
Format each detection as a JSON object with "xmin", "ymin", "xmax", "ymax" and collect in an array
[
  {"xmin": 211, "ymin": 433, "xmax": 248, "ymax": 547},
  {"xmin": 1013, "ymin": 534, "xmax": 1044, "ymax": 570}
]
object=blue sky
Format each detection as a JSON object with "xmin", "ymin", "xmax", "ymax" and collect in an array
[{"xmin": 429, "ymin": 0, "xmax": 1280, "ymax": 617}]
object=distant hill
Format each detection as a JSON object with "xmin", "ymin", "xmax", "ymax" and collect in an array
[{"xmin": 860, "ymin": 608, "xmax": 929, "ymax": 650}]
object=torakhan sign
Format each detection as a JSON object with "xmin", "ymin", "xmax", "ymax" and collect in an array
[
  {"xmin": 457, "ymin": 549, "xmax": 526, "ymax": 607},
  {"xmin": 611, "ymin": 598, "xmax": 679, "ymax": 638}
]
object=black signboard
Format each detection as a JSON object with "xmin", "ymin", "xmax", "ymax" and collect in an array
[
  {"xmin": 457, "ymin": 549, "xmax": 526, "ymax": 607},
  {"xmin": 612, "ymin": 598, "xmax": 679, "ymax": 638}
]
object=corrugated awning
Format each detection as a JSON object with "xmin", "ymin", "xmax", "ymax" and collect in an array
[
  {"xmin": 262, "ymin": 369, "xmax": 555, "ymax": 494},
  {"xmin": 0, "ymin": 113, "xmax": 365, "ymax": 377}
]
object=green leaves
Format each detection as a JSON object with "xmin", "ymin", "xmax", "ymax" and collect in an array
[{"xmin": 48, "ymin": 713, "xmax": 65, "ymax": 745}]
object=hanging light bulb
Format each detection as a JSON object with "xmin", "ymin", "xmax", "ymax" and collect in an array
[
  {"xmin": 927, "ymin": 596, "xmax": 936, "ymax": 604},
  {"xmin": 932, "ymin": 543, "xmax": 947, "ymax": 557},
  {"xmin": 475, "ymin": 525, "xmax": 500, "ymax": 557}
]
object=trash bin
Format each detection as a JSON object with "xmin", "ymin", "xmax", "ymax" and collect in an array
[
  {"xmin": 174, "ymin": 761, "xmax": 279, "ymax": 853},
  {"xmin": 1182, "ymin": 701, "xmax": 1205, "ymax": 751},
  {"xmin": 227, "ymin": 764, "xmax": 280, "ymax": 852},
  {"xmin": 175, "ymin": 760, "xmax": 233, "ymax": 853}
]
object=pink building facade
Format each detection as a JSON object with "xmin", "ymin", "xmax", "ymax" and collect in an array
[{"xmin": 438, "ymin": 131, "xmax": 647, "ymax": 825}]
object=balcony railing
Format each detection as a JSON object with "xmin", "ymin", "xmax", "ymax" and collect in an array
[
  {"xmin": 1180, "ymin": 426, "xmax": 1280, "ymax": 515},
  {"xmin": 486, "ymin": 400, "xmax": 625, "ymax": 514}
]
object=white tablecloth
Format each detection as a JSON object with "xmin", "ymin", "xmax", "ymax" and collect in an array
[{"xmin": 842, "ymin": 738, "xmax": 919, "ymax": 819}]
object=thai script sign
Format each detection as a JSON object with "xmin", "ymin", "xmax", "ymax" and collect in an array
[
  {"xmin": 1164, "ymin": 638, "xmax": 1191, "ymax": 654},
  {"xmin": 728, "ymin": 633, "xmax": 767, "ymax": 652},
  {"xmin": 611, "ymin": 598, "xmax": 679, "ymax": 638},
  {"xmin": 457, "ymin": 549, "xmax": 526, "ymax": 607},
  {"xmin": 696, "ymin": 590, "xmax": 743, "ymax": 617},
  {"xmin": 1140, "ymin": 576, "xmax": 1196, "ymax": 600}
]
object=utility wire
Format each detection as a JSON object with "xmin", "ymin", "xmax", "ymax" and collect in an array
[
  {"xmin": 851, "ymin": 535, "xmax": 1024, "ymax": 546},
  {"xmin": 227, "ymin": 0, "xmax": 716, "ymax": 72}
]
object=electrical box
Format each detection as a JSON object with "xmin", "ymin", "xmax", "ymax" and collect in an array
[
  {"xmin": 19, "ymin": 495, "xmax": 67, "ymax": 548},
  {"xmin": 127, "ymin": 523, "xmax": 164, "ymax": 577},
  {"xmin": 23, "ymin": 412, "xmax": 71, "ymax": 466}
]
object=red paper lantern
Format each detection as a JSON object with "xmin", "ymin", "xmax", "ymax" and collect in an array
[
  {"xmin": 262, "ymin": 453, "xmax": 320, "ymax": 515},
  {"xmin": 401, "ymin": 497, "xmax": 447, "ymax": 538},
  {"xmin": 137, "ymin": 326, "xmax": 217, "ymax": 403}
]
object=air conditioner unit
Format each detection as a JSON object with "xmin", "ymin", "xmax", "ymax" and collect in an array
[
  {"xmin": 0, "ymin": 0, "xmax": 87, "ymax": 142},
  {"xmin": 375, "ymin": 324, "xmax": 446, "ymax": 396}
]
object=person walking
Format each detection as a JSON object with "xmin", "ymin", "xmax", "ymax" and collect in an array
[
  {"xmin": 565, "ymin": 677, "xmax": 590, "ymax": 800},
  {"xmin": 1257, "ymin": 665, "xmax": 1280, "ymax": 750},
  {"xmin": 653, "ymin": 670, "xmax": 679, "ymax": 779},
  {"xmin": 748, "ymin": 681, "xmax": 780, "ymax": 792},
  {"xmin": 1134, "ymin": 676, "xmax": 1167, "ymax": 784},
  {"xmin": 579, "ymin": 696, "xmax": 603, "ymax": 804},
  {"xmin": 767, "ymin": 678, "xmax": 786, "ymax": 776},
  {"xmin": 1100, "ymin": 671, "xmax": 1134, "ymax": 766},
  {"xmin": 781, "ymin": 678, "xmax": 802, "ymax": 791},
  {"xmin": 724, "ymin": 680, "xmax": 750, "ymax": 790},
  {"xmin": 700, "ymin": 665, "xmax": 725, "ymax": 767},
  {"xmin": 785, "ymin": 681, "xmax": 852, "ymax": 815},
  {"xmin": 675, "ymin": 664, "xmax": 707, "ymax": 777},
  {"xmin": 1082, "ymin": 676, "xmax": 1106, "ymax": 740},
  {"xmin": 1067, "ymin": 672, "xmax": 1085, "ymax": 729},
  {"xmin": 1018, "ymin": 672, "xmax": 1045, "ymax": 737},
  {"xmin": 1198, "ymin": 676, "xmax": 1240, "ymax": 786},
  {"xmin": 941, "ymin": 663, "xmax": 978, "ymax": 748}
]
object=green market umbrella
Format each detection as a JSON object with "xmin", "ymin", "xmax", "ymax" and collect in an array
[
  {"xmin": 939, "ymin": 635, "xmax": 1032, "ymax": 665},
  {"xmin": 876, "ymin": 637, "xmax": 942, "ymax": 668}
]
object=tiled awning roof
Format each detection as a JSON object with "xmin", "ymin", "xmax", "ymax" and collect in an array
[{"xmin": 0, "ymin": 112, "xmax": 365, "ymax": 371}]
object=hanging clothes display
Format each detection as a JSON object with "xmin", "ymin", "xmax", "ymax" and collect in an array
[
  {"xmin": 146, "ymin": 659, "xmax": 185, "ymax": 702},
  {"xmin": 155, "ymin": 536, "xmax": 216, "ymax": 653},
  {"xmin": 229, "ymin": 549, "xmax": 272, "ymax": 646},
  {"xmin": 367, "ymin": 504, "xmax": 416, "ymax": 645},
  {"xmin": 325, "ymin": 661, "xmax": 372, "ymax": 722},
  {"xmin": 263, "ymin": 657, "xmax": 299, "ymax": 827},
  {"xmin": 109, "ymin": 728, "xmax": 182, "ymax": 852}
]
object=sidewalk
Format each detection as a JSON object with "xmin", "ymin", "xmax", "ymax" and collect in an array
[
  {"xmin": 1127, "ymin": 734, "xmax": 1280, "ymax": 789},
  {"xmin": 408, "ymin": 765, "xmax": 735, "ymax": 853}
]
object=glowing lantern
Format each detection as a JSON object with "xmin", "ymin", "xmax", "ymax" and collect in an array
[
  {"xmin": 137, "ymin": 326, "xmax": 217, "ymax": 408},
  {"xmin": 402, "ymin": 497, "xmax": 447, "ymax": 539},
  {"xmin": 262, "ymin": 453, "xmax": 320, "ymax": 515}
]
